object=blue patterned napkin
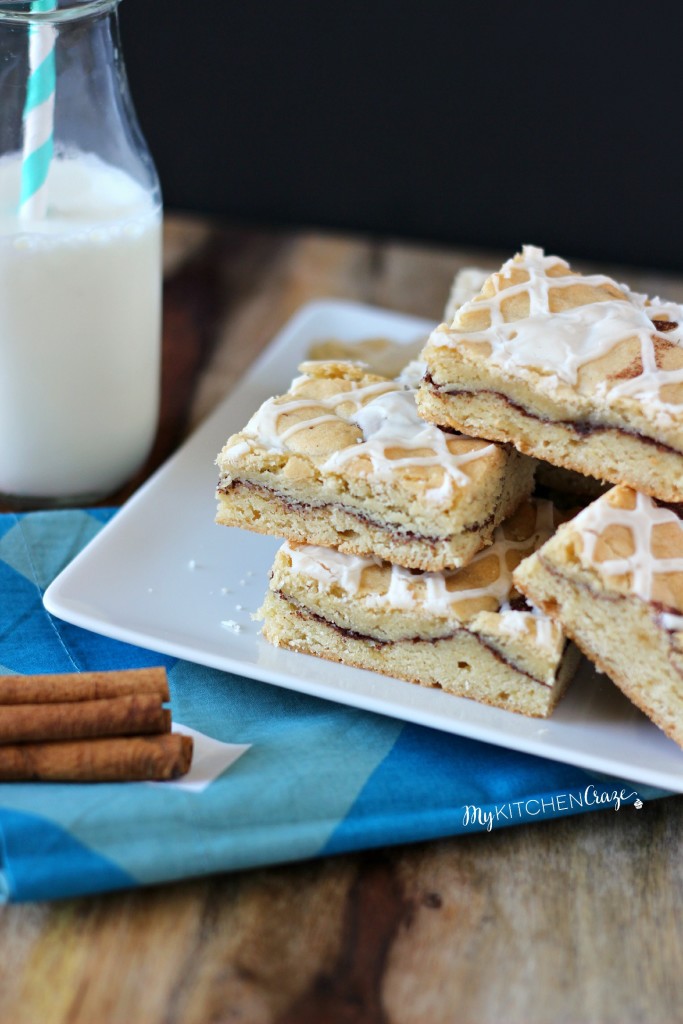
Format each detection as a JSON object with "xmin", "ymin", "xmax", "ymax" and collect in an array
[{"xmin": 0, "ymin": 509, "xmax": 664, "ymax": 902}]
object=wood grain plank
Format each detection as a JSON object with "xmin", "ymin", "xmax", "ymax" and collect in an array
[
  {"xmin": 383, "ymin": 798, "xmax": 683, "ymax": 1024},
  {"xmin": 2, "ymin": 800, "xmax": 680, "ymax": 1024}
]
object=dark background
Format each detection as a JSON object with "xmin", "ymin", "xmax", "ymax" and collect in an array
[{"xmin": 120, "ymin": 1, "xmax": 683, "ymax": 270}]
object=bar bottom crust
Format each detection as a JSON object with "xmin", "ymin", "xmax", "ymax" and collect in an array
[
  {"xmin": 417, "ymin": 384, "xmax": 683, "ymax": 503},
  {"xmin": 515, "ymin": 553, "xmax": 683, "ymax": 746},
  {"xmin": 260, "ymin": 591, "xmax": 579, "ymax": 719}
]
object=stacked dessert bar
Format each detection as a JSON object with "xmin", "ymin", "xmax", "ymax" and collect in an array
[
  {"xmin": 215, "ymin": 357, "xmax": 578, "ymax": 718},
  {"xmin": 215, "ymin": 244, "xmax": 683, "ymax": 738},
  {"xmin": 215, "ymin": 360, "xmax": 534, "ymax": 571},
  {"xmin": 417, "ymin": 245, "xmax": 683, "ymax": 746}
]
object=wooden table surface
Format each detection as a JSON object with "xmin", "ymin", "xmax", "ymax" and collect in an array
[{"xmin": 1, "ymin": 217, "xmax": 683, "ymax": 1024}]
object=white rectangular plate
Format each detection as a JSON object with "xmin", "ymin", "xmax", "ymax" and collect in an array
[{"xmin": 44, "ymin": 299, "xmax": 683, "ymax": 792}]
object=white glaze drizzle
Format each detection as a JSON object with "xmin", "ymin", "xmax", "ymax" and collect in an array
[
  {"xmin": 283, "ymin": 500, "xmax": 558, "ymax": 641},
  {"xmin": 242, "ymin": 378, "xmax": 393, "ymax": 451},
  {"xmin": 221, "ymin": 439, "xmax": 251, "ymax": 459},
  {"xmin": 658, "ymin": 612, "xmax": 683, "ymax": 633},
  {"xmin": 222, "ymin": 367, "xmax": 497, "ymax": 504},
  {"xmin": 572, "ymin": 490, "xmax": 683, "ymax": 618},
  {"xmin": 468, "ymin": 245, "xmax": 618, "ymax": 324},
  {"xmin": 496, "ymin": 609, "xmax": 562, "ymax": 653},
  {"xmin": 431, "ymin": 245, "xmax": 683, "ymax": 415},
  {"xmin": 321, "ymin": 388, "xmax": 496, "ymax": 498}
]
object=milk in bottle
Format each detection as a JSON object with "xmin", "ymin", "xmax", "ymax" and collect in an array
[
  {"xmin": 0, "ymin": 151, "xmax": 161, "ymax": 501},
  {"xmin": 0, "ymin": 0, "xmax": 162, "ymax": 505}
]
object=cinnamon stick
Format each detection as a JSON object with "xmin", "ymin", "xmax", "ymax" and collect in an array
[
  {"xmin": 0, "ymin": 667, "xmax": 169, "ymax": 705},
  {"xmin": 0, "ymin": 694, "xmax": 171, "ymax": 744},
  {"xmin": 0, "ymin": 734, "xmax": 194, "ymax": 782}
]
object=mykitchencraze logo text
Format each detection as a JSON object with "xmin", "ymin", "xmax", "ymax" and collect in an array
[{"xmin": 462, "ymin": 786, "xmax": 643, "ymax": 832}]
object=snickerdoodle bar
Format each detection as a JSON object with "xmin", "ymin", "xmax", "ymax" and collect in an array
[
  {"xmin": 417, "ymin": 245, "xmax": 683, "ymax": 501},
  {"xmin": 260, "ymin": 498, "xmax": 580, "ymax": 718},
  {"xmin": 216, "ymin": 361, "xmax": 534, "ymax": 571}
]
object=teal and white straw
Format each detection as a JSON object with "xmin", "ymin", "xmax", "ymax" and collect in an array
[{"xmin": 19, "ymin": 0, "xmax": 57, "ymax": 220}]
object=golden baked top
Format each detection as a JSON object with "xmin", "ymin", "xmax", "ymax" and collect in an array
[
  {"xmin": 555, "ymin": 484, "xmax": 683, "ymax": 627},
  {"xmin": 426, "ymin": 245, "xmax": 683, "ymax": 429},
  {"xmin": 217, "ymin": 360, "xmax": 507, "ymax": 507}
]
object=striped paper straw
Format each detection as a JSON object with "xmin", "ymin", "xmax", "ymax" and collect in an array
[{"xmin": 19, "ymin": 0, "xmax": 57, "ymax": 220}]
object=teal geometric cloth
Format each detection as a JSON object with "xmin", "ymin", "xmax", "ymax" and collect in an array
[{"xmin": 0, "ymin": 510, "xmax": 664, "ymax": 902}]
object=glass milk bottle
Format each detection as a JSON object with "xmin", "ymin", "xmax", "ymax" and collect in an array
[{"xmin": 0, "ymin": 0, "xmax": 162, "ymax": 506}]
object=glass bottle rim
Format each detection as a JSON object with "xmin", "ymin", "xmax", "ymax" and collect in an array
[{"xmin": 0, "ymin": 0, "xmax": 119, "ymax": 24}]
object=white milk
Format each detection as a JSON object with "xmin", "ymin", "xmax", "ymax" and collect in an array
[{"xmin": 0, "ymin": 152, "xmax": 161, "ymax": 501}]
